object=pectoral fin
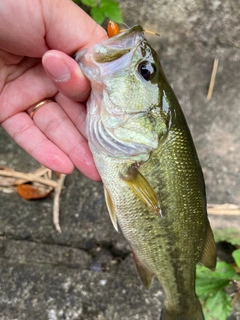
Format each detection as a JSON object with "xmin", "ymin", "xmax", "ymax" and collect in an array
[
  {"xmin": 121, "ymin": 167, "xmax": 162, "ymax": 216},
  {"xmin": 133, "ymin": 251, "xmax": 155, "ymax": 289},
  {"xmin": 200, "ymin": 223, "xmax": 216, "ymax": 270},
  {"xmin": 103, "ymin": 186, "xmax": 118, "ymax": 232}
]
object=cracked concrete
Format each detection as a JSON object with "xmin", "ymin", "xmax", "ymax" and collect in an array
[{"xmin": 1, "ymin": 0, "xmax": 240, "ymax": 319}]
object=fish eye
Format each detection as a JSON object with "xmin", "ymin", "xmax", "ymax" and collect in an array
[{"xmin": 138, "ymin": 61, "xmax": 156, "ymax": 81}]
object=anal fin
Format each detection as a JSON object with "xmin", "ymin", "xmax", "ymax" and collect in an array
[
  {"xmin": 200, "ymin": 223, "xmax": 216, "ymax": 270},
  {"xmin": 103, "ymin": 186, "xmax": 118, "ymax": 232},
  {"xmin": 133, "ymin": 251, "xmax": 155, "ymax": 289},
  {"xmin": 121, "ymin": 166, "xmax": 162, "ymax": 217}
]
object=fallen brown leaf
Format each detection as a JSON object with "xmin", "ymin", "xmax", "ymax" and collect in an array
[
  {"xmin": 0, "ymin": 166, "xmax": 66, "ymax": 232},
  {"xmin": 17, "ymin": 183, "xmax": 53, "ymax": 200}
]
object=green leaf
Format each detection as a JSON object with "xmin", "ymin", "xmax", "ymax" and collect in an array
[
  {"xmin": 197, "ymin": 261, "xmax": 238, "ymax": 281},
  {"xmin": 101, "ymin": 0, "xmax": 120, "ymax": 7},
  {"xmin": 214, "ymin": 228, "xmax": 240, "ymax": 246},
  {"xmin": 196, "ymin": 261, "xmax": 238, "ymax": 319},
  {"xmin": 100, "ymin": 0, "xmax": 123, "ymax": 23},
  {"xmin": 196, "ymin": 261, "xmax": 240, "ymax": 299},
  {"xmin": 74, "ymin": 0, "xmax": 123, "ymax": 24},
  {"xmin": 202, "ymin": 289, "xmax": 232, "ymax": 320},
  {"xmin": 104, "ymin": 7, "xmax": 123, "ymax": 23},
  {"xmin": 91, "ymin": 7, "xmax": 105, "ymax": 24},
  {"xmin": 90, "ymin": 0, "xmax": 123, "ymax": 24},
  {"xmin": 80, "ymin": 0, "xmax": 97, "ymax": 7},
  {"xmin": 233, "ymin": 249, "xmax": 240, "ymax": 268},
  {"xmin": 196, "ymin": 277, "xmax": 229, "ymax": 297}
]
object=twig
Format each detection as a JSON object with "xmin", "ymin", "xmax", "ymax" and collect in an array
[
  {"xmin": 53, "ymin": 174, "xmax": 66, "ymax": 233},
  {"xmin": 207, "ymin": 203, "xmax": 240, "ymax": 215},
  {"xmin": 206, "ymin": 58, "xmax": 219, "ymax": 100},
  {"xmin": 0, "ymin": 170, "xmax": 58, "ymax": 188},
  {"xmin": 0, "ymin": 166, "xmax": 67, "ymax": 233},
  {"xmin": 15, "ymin": 167, "xmax": 51, "ymax": 185},
  {"xmin": 33, "ymin": 166, "xmax": 51, "ymax": 178},
  {"xmin": 0, "ymin": 186, "xmax": 15, "ymax": 193}
]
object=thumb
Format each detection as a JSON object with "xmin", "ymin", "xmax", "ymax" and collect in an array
[
  {"xmin": 42, "ymin": 50, "xmax": 90, "ymax": 102},
  {"xmin": 42, "ymin": 0, "xmax": 108, "ymax": 54}
]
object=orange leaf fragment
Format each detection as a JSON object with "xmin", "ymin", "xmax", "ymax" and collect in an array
[
  {"xmin": 17, "ymin": 183, "xmax": 53, "ymax": 200},
  {"xmin": 107, "ymin": 20, "xmax": 120, "ymax": 37}
]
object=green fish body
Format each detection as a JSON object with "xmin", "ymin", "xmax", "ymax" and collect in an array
[{"xmin": 76, "ymin": 26, "xmax": 216, "ymax": 320}]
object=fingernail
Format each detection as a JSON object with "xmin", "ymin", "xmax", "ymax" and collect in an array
[{"xmin": 43, "ymin": 53, "xmax": 70, "ymax": 82}]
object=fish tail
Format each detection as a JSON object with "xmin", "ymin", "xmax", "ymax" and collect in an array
[{"xmin": 160, "ymin": 300, "xmax": 204, "ymax": 320}]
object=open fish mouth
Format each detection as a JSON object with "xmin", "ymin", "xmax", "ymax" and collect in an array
[
  {"xmin": 75, "ymin": 26, "xmax": 146, "ymax": 84},
  {"xmin": 92, "ymin": 26, "xmax": 144, "ymax": 63}
]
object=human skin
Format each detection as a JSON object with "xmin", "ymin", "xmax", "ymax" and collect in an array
[{"xmin": 0, "ymin": 0, "xmax": 108, "ymax": 181}]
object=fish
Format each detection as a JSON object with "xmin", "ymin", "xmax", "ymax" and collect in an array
[{"xmin": 75, "ymin": 25, "xmax": 216, "ymax": 320}]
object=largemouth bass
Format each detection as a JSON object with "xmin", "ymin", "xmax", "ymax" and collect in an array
[{"xmin": 76, "ymin": 25, "xmax": 216, "ymax": 320}]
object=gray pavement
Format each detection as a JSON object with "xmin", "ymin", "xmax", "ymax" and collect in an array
[{"xmin": 1, "ymin": 0, "xmax": 240, "ymax": 319}]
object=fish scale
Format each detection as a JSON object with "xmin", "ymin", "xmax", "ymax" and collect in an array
[{"xmin": 76, "ymin": 25, "xmax": 216, "ymax": 320}]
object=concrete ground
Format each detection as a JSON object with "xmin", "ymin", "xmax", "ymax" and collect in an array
[{"xmin": 1, "ymin": 0, "xmax": 240, "ymax": 319}]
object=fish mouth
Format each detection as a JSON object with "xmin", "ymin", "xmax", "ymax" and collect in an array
[
  {"xmin": 76, "ymin": 25, "xmax": 145, "ymax": 66},
  {"xmin": 94, "ymin": 26, "xmax": 144, "ymax": 63},
  {"xmin": 96, "ymin": 25, "xmax": 144, "ymax": 51},
  {"xmin": 111, "ymin": 25, "xmax": 144, "ymax": 39}
]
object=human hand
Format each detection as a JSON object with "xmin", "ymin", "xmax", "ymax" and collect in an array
[{"xmin": 0, "ymin": 0, "xmax": 108, "ymax": 181}]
